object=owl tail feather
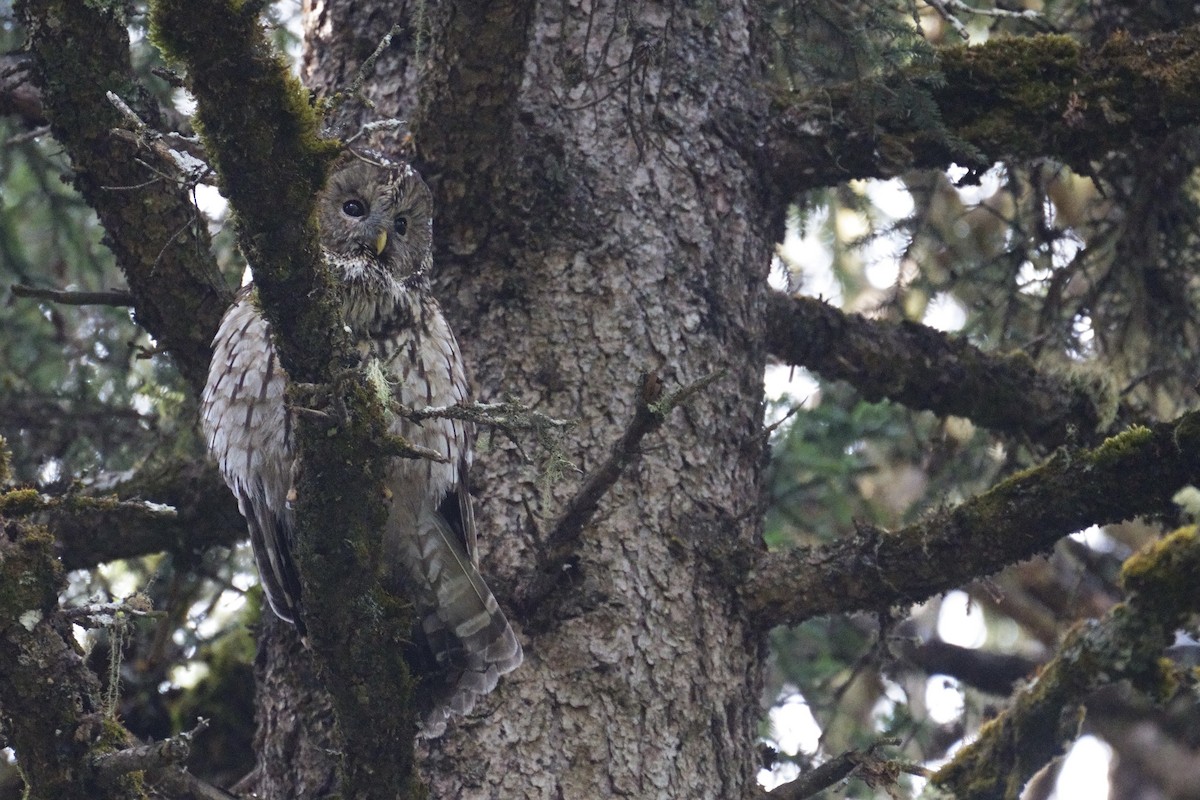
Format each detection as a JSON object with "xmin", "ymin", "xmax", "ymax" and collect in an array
[
  {"xmin": 409, "ymin": 510, "xmax": 523, "ymax": 738},
  {"xmin": 240, "ymin": 486, "xmax": 307, "ymax": 637}
]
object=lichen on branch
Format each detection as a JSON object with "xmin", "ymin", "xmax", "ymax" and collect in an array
[
  {"xmin": 931, "ymin": 526, "xmax": 1200, "ymax": 800},
  {"xmin": 763, "ymin": 24, "xmax": 1200, "ymax": 194},
  {"xmin": 744, "ymin": 413, "xmax": 1200, "ymax": 627}
]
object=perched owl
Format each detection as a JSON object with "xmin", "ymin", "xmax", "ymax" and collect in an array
[{"xmin": 200, "ymin": 154, "xmax": 522, "ymax": 736}]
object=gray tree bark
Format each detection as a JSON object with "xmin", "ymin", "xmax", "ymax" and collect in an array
[{"xmin": 242, "ymin": 1, "xmax": 776, "ymax": 797}]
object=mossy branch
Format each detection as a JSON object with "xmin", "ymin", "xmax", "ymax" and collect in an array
[
  {"xmin": 0, "ymin": 488, "xmax": 177, "ymax": 520},
  {"xmin": 760, "ymin": 24, "xmax": 1200, "ymax": 195},
  {"xmin": 49, "ymin": 460, "xmax": 244, "ymax": 572},
  {"xmin": 148, "ymin": 2, "xmax": 422, "ymax": 797},
  {"xmin": 931, "ymin": 526, "xmax": 1200, "ymax": 800},
  {"xmin": 0, "ymin": 520, "xmax": 144, "ymax": 800},
  {"xmin": 149, "ymin": 0, "xmax": 343, "ymax": 386},
  {"xmin": 743, "ymin": 413, "xmax": 1200, "ymax": 627},
  {"xmin": 764, "ymin": 292, "xmax": 1120, "ymax": 448}
]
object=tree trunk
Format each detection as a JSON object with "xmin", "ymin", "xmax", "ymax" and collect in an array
[{"xmin": 245, "ymin": 1, "xmax": 777, "ymax": 796}]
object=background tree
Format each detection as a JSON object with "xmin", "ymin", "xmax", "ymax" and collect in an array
[{"xmin": 2, "ymin": 1, "xmax": 1200, "ymax": 799}]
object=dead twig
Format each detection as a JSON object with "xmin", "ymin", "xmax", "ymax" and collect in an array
[
  {"xmin": 521, "ymin": 370, "xmax": 724, "ymax": 610},
  {"xmin": 11, "ymin": 284, "xmax": 134, "ymax": 307}
]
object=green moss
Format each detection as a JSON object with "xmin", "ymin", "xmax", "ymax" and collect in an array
[
  {"xmin": 0, "ymin": 488, "xmax": 44, "ymax": 517},
  {"xmin": 1089, "ymin": 424, "xmax": 1153, "ymax": 467},
  {"xmin": 1120, "ymin": 526, "xmax": 1200, "ymax": 629},
  {"xmin": 0, "ymin": 523, "xmax": 63, "ymax": 630},
  {"xmin": 148, "ymin": 0, "xmax": 342, "ymax": 355},
  {"xmin": 936, "ymin": 34, "xmax": 1082, "ymax": 157}
]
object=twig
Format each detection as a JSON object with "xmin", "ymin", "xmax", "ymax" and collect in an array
[
  {"xmin": 92, "ymin": 718, "xmax": 209, "ymax": 784},
  {"xmin": 545, "ymin": 374, "xmax": 663, "ymax": 555},
  {"xmin": 105, "ymin": 91, "xmax": 213, "ymax": 184},
  {"xmin": 521, "ymin": 370, "xmax": 723, "ymax": 610},
  {"xmin": 378, "ymin": 433, "xmax": 451, "ymax": 463},
  {"xmin": 347, "ymin": 24, "xmax": 403, "ymax": 105},
  {"xmin": 924, "ymin": 0, "xmax": 1042, "ymax": 40},
  {"xmin": 325, "ymin": 24, "xmax": 404, "ymax": 129},
  {"xmin": 151, "ymin": 65, "xmax": 187, "ymax": 88},
  {"xmin": 345, "ymin": 118, "xmax": 409, "ymax": 146},
  {"xmin": 0, "ymin": 487, "xmax": 177, "ymax": 519},
  {"xmin": 765, "ymin": 738, "xmax": 903, "ymax": 800},
  {"xmin": 393, "ymin": 398, "xmax": 574, "ymax": 452},
  {"xmin": 5, "ymin": 125, "xmax": 50, "ymax": 147},
  {"xmin": 105, "ymin": 90, "xmax": 145, "ymax": 131},
  {"xmin": 64, "ymin": 597, "xmax": 163, "ymax": 628},
  {"xmin": 11, "ymin": 284, "xmax": 134, "ymax": 307}
]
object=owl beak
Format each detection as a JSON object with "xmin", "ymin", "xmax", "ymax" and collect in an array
[{"xmin": 374, "ymin": 230, "xmax": 388, "ymax": 257}]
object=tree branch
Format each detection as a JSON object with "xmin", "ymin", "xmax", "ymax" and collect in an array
[
  {"xmin": 91, "ymin": 728, "xmax": 194, "ymax": 785},
  {"xmin": 47, "ymin": 460, "xmax": 245, "ymax": 572},
  {"xmin": 764, "ymin": 738, "xmax": 922, "ymax": 800},
  {"xmin": 17, "ymin": 0, "xmax": 231, "ymax": 393},
  {"xmin": 11, "ymin": 284, "xmax": 135, "ymax": 307},
  {"xmin": 759, "ymin": 25, "xmax": 1200, "ymax": 195},
  {"xmin": 764, "ymin": 292, "xmax": 1119, "ymax": 448},
  {"xmin": 148, "ymin": 2, "xmax": 421, "ymax": 797},
  {"xmin": 0, "ymin": 517, "xmax": 143, "ymax": 799},
  {"xmin": 743, "ymin": 413, "xmax": 1200, "ymax": 628},
  {"xmin": 897, "ymin": 637, "xmax": 1039, "ymax": 697},
  {"xmin": 931, "ymin": 526, "xmax": 1200, "ymax": 800}
]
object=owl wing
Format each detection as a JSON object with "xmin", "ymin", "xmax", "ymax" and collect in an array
[
  {"xmin": 381, "ymin": 301, "xmax": 522, "ymax": 736},
  {"xmin": 201, "ymin": 289, "xmax": 304, "ymax": 632},
  {"xmin": 241, "ymin": 483, "xmax": 304, "ymax": 632},
  {"xmin": 438, "ymin": 441, "xmax": 477, "ymax": 564}
]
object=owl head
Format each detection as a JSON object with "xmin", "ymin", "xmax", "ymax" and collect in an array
[{"xmin": 319, "ymin": 154, "xmax": 435, "ymax": 289}]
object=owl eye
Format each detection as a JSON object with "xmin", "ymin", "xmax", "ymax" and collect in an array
[
  {"xmin": 342, "ymin": 199, "xmax": 366, "ymax": 218},
  {"xmin": 393, "ymin": 216, "xmax": 408, "ymax": 236}
]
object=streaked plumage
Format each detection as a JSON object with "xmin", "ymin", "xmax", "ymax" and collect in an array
[{"xmin": 201, "ymin": 155, "xmax": 522, "ymax": 735}]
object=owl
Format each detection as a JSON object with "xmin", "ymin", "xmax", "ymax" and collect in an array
[{"xmin": 200, "ymin": 154, "xmax": 522, "ymax": 736}]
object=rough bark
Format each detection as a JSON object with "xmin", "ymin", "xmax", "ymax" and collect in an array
[{"xmin": 286, "ymin": 1, "xmax": 775, "ymax": 797}]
